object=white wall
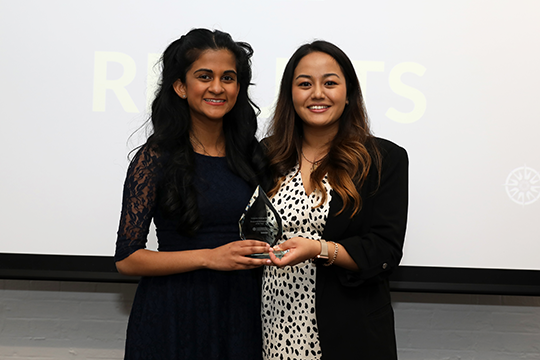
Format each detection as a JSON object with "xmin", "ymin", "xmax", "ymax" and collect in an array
[
  {"xmin": 0, "ymin": 280, "xmax": 134, "ymax": 359},
  {"xmin": 393, "ymin": 292, "xmax": 540, "ymax": 359},
  {"xmin": 1, "ymin": 280, "xmax": 540, "ymax": 359},
  {"xmin": 3, "ymin": 0, "xmax": 540, "ymax": 272}
]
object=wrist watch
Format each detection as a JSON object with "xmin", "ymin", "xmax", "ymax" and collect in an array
[{"xmin": 313, "ymin": 239, "xmax": 329, "ymax": 265}]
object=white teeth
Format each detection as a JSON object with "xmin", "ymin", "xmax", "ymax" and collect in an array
[
  {"xmin": 206, "ymin": 99, "xmax": 225, "ymax": 103},
  {"xmin": 309, "ymin": 105, "xmax": 328, "ymax": 110}
]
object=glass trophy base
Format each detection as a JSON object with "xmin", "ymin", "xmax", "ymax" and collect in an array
[{"xmin": 247, "ymin": 250, "xmax": 288, "ymax": 260}]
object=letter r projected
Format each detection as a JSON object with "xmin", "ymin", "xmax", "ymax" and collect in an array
[{"xmin": 92, "ymin": 51, "xmax": 139, "ymax": 113}]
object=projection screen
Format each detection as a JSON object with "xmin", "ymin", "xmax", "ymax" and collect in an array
[{"xmin": 1, "ymin": 0, "xmax": 539, "ymax": 288}]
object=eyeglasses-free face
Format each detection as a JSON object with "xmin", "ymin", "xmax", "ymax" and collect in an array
[
  {"xmin": 292, "ymin": 51, "xmax": 348, "ymax": 135},
  {"xmin": 174, "ymin": 49, "xmax": 240, "ymax": 125}
]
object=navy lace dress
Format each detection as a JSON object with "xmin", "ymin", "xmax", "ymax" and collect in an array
[{"xmin": 115, "ymin": 146, "xmax": 262, "ymax": 360}]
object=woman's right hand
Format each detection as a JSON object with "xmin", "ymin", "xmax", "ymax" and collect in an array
[
  {"xmin": 268, "ymin": 237, "xmax": 320, "ymax": 267},
  {"xmin": 207, "ymin": 240, "xmax": 271, "ymax": 271},
  {"xmin": 116, "ymin": 240, "xmax": 271, "ymax": 276}
]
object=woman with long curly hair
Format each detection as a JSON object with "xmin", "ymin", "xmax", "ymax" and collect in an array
[
  {"xmin": 262, "ymin": 40, "xmax": 409, "ymax": 360},
  {"xmin": 114, "ymin": 28, "xmax": 270, "ymax": 359}
]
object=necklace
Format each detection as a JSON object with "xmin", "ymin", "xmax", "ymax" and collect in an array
[
  {"xmin": 301, "ymin": 150, "xmax": 327, "ymax": 173},
  {"xmin": 190, "ymin": 134, "xmax": 225, "ymax": 157}
]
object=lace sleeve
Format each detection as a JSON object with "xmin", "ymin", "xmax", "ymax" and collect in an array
[{"xmin": 114, "ymin": 145, "xmax": 163, "ymax": 262}]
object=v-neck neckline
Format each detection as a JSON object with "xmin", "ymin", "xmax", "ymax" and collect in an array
[{"xmin": 298, "ymin": 167, "xmax": 316, "ymax": 197}]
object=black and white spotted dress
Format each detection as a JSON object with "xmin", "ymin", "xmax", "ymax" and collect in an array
[{"xmin": 262, "ymin": 164, "xmax": 332, "ymax": 360}]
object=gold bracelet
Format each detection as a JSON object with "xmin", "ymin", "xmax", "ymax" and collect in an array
[{"xmin": 324, "ymin": 242, "xmax": 339, "ymax": 266}]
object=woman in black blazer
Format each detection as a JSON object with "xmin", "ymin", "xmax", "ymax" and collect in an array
[{"xmin": 262, "ymin": 40, "xmax": 408, "ymax": 360}]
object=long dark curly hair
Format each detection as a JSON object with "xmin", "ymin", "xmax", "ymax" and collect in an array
[{"xmin": 141, "ymin": 28, "xmax": 268, "ymax": 235}]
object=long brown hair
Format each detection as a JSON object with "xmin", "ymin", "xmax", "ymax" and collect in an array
[{"xmin": 265, "ymin": 40, "xmax": 381, "ymax": 216}]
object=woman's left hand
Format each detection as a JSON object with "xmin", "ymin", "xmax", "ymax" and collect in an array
[{"xmin": 268, "ymin": 237, "xmax": 320, "ymax": 267}]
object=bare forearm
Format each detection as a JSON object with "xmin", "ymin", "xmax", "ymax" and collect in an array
[
  {"xmin": 329, "ymin": 242, "xmax": 359, "ymax": 271},
  {"xmin": 115, "ymin": 248, "xmax": 213, "ymax": 276},
  {"xmin": 116, "ymin": 240, "xmax": 271, "ymax": 276},
  {"xmin": 271, "ymin": 237, "xmax": 359, "ymax": 271}
]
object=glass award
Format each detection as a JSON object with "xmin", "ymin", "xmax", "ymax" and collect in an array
[{"xmin": 239, "ymin": 185, "xmax": 286, "ymax": 259}]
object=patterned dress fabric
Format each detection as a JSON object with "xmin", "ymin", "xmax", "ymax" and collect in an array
[
  {"xmin": 115, "ymin": 146, "xmax": 262, "ymax": 360},
  {"xmin": 262, "ymin": 165, "xmax": 332, "ymax": 360}
]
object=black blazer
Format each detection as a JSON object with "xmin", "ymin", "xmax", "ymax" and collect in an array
[{"xmin": 316, "ymin": 137, "xmax": 409, "ymax": 359}]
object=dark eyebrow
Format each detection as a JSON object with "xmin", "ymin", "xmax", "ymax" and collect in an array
[
  {"xmin": 193, "ymin": 68, "xmax": 213, "ymax": 74},
  {"xmin": 193, "ymin": 68, "xmax": 237, "ymax": 75},
  {"xmin": 295, "ymin": 74, "xmax": 312, "ymax": 80},
  {"xmin": 295, "ymin": 73, "xmax": 340, "ymax": 80}
]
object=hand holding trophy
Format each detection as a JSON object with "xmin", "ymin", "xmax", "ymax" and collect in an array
[{"xmin": 239, "ymin": 186, "xmax": 287, "ymax": 259}]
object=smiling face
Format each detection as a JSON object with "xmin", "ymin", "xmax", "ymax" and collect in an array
[
  {"xmin": 292, "ymin": 51, "xmax": 347, "ymax": 134},
  {"xmin": 173, "ymin": 49, "xmax": 240, "ymax": 125}
]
